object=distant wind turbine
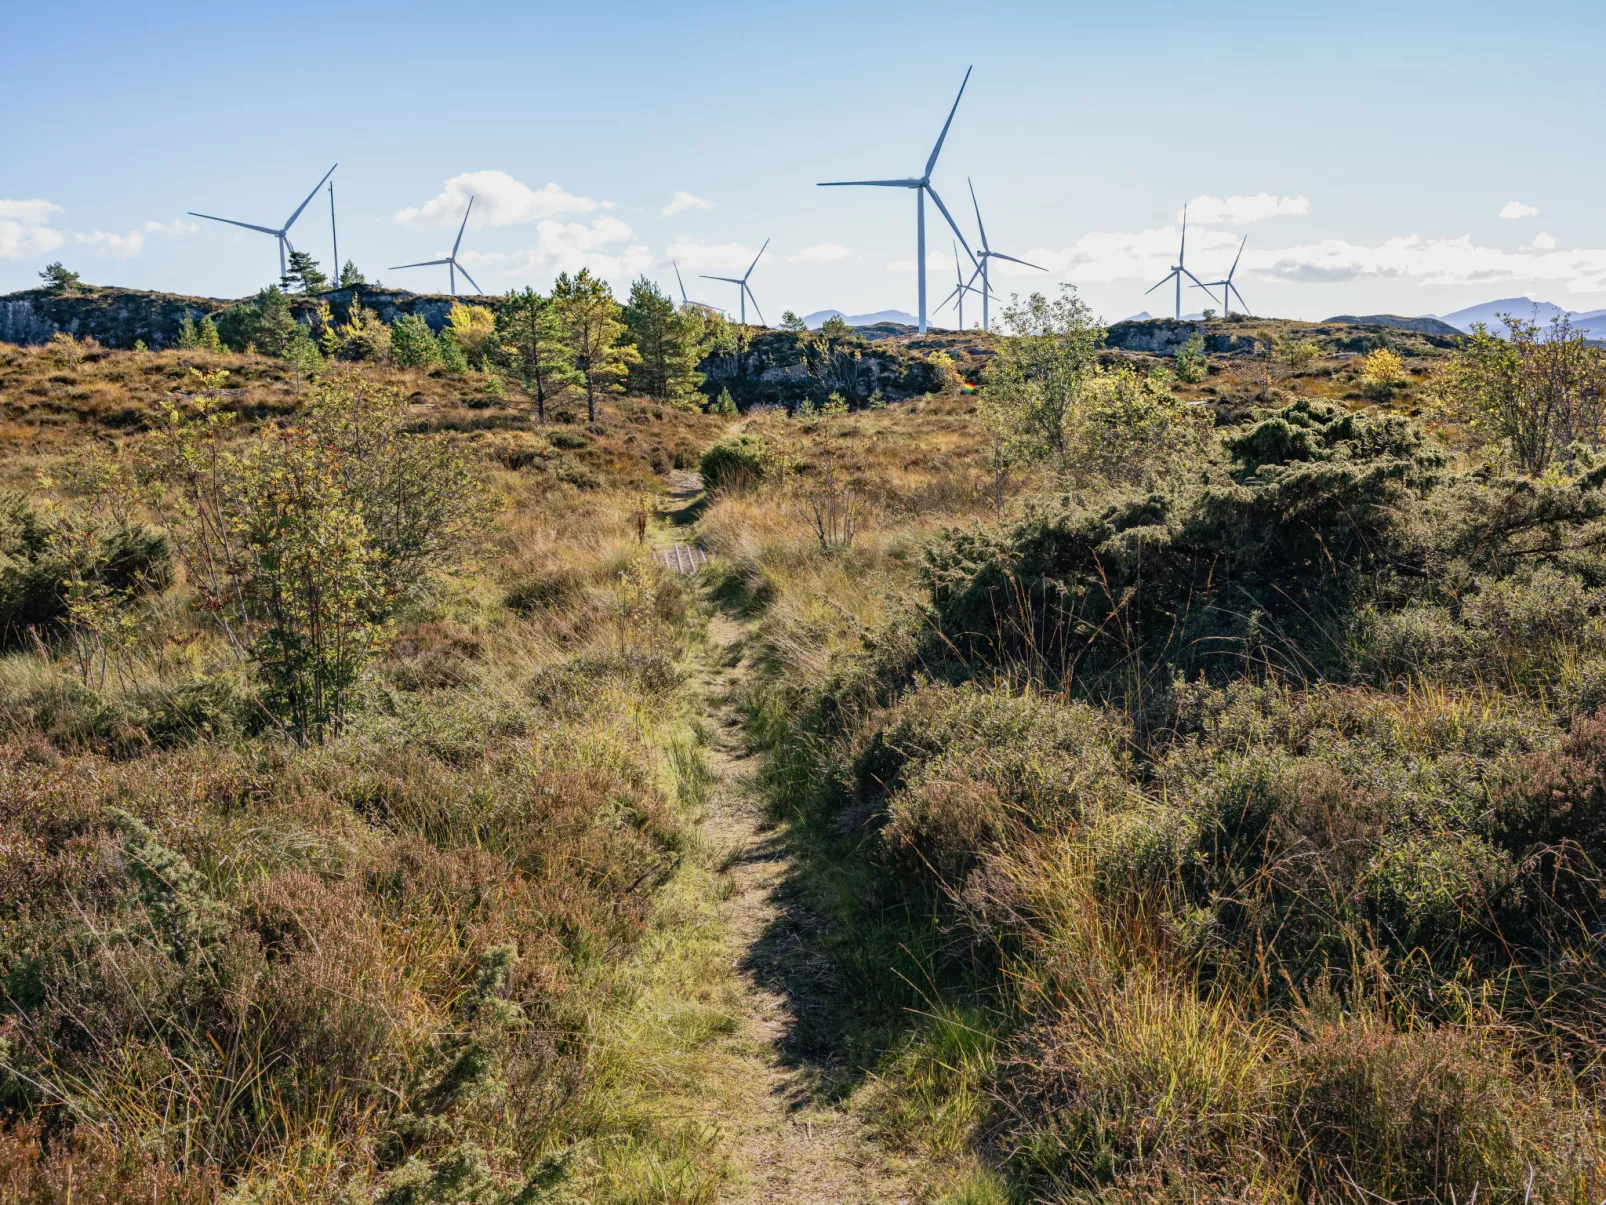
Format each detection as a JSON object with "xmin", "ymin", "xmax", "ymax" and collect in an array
[
  {"xmin": 967, "ymin": 178, "xmax": 1046, "ymax": 332},
  {"xmin": 1145, "ymin": 206, "xmax": 1212, "ymax": 321},
  {"xmin": 189, "ymin": 163, "xmax": 338, "ymax": 280},
  {"xmin": 391, "ymin": 196, "xmax": 482, "ymax": 296},
  {"xmin": 1193, "ymin": 234, "xmax": 1251, "ymax": 316},
  {"xmin": 817, "ymin": 67, "xmax": 980, "ymax": 334},
  {"xmin": 672, "ymin": 260, "xmax": 725, "ymax": 316},
  {"xmin": 701, "ymin": 240, "xmax": 768, "ymax": 326},
  {"xmin": 937, "ymin": 243, "xmax": 989, "ymax": 330}
]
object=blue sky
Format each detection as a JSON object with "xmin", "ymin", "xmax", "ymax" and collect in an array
[{"xmin": 5, "ymin": 0, "xmax": 1604, "ymax": 324}]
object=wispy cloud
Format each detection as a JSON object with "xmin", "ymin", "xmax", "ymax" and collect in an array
[
  {"xmin": 75, "ymin": 229, "xmax": 146, "ymax": 259},
  {"xmin": 0, "ymin": 199, "xmax": 65, "ymax": 261},
  {"xmin": 1254, "ymin": 234, "xmax": 1606, "ymax": 293},
  {"xmin": 395, "ymin": 171, "xmax": 603, "ymax": 228},
  {"xmin": 788, "ymin": 242, "xmax": 853, "ymax": 263},
  {"xmin": 479, "ymin": 214, "xmax": 652, "ymax": 282},
  {"xmin": 665, "ymin": 239, "xmax": 762, "ymax": 271},
  {"xmin": 1499, "ymin": 200, "xmax": 1539, "ymax": 219},
  {"xmin": 661, "ymin": 191, "xmax": 714, "ymax": 216},
  {"xmin": 1022, "ymin": 226, "xmax": 1242, "ymax": 282},
  {"xmin": 1184, "ymin": 194, "xmax": 1309, "ymax": 225}
]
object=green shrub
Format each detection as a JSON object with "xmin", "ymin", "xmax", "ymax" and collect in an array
[
  {"xmin": 391, "ymin": 313, "xmax": 441, "ymax": 368},
  {"xmin": 0, "ymin": 495, "xmax": 171, "ymax": 650},
  {"xmin": 699, "ymin": 434, "xmax": 770, "ymax": 491},
  {"xmin": 1173, "ymin": 331, "xmax": 1207, "ymax": 383}
]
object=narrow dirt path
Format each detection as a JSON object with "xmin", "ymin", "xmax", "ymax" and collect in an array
[
  {"xmin": 655, "ymin": 472, "xmax": 915, "ymax": 1202},
  {"xmin": 692, "ymin": 613, "xmax": 914, "ymax": 1204}
]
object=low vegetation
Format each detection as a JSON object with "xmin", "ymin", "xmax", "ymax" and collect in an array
[
  {"xmin": 710, "ymin": 290, "xmax": 1606, "ymax": 1203},
  {"xmin": 4, "ymin": 274, "xmax": 1606, "ymax": 1202}
]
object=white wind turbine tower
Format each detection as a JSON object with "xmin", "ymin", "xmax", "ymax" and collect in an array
[
  {"xmin": 1194, "ymin": 234, "xmax": 1252, "ymax": 316},
  {"xmin": 189, "ymin": 163, "xmax": 338, "ymax": 280},
  {"xmin": 392, "ymin": 196, "xmax": 482, "ymax": 296},
  {"xmin": 701, "ymin": 240, "xmax": 768, "ymax": 326},
  {"xmin": 937, "ymin": 243, "xmax": 988, "ymax": 330},
  {"xmin": 967, "ymin": 178, "xmax": 1046, "ymax": 332},
  {"xmin": 1145, "ymin": 205, "xmax": 1212, "ymax": 321},
  {"xmin": 817, "ymin": 67, "xmax": 980, "ymax": 334}
]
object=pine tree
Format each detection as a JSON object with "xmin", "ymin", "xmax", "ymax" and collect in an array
[
  {"xmin": 552, "ymin": 270, "xmax": 640, "ymax": 423},
  {"xmin": 495, "ymin": 288, "xmax": 576, "ymax": 424},
  {"xmin": 337, "ymin": 260, "xmax": 367, "ymax": 288},
  {"xmin": 281, "ymin": 251, "xmax": 328, "ymax": 294},
  {"xmin": 623, "ymin": 277, "xmax": 706, "ymax": 403}
]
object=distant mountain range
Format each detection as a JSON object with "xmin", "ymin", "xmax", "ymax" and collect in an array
[
  {"xmin": 803, "ymin": 309, "xmax": 920, "ymax": 329},
  {"xmin": 1429, "ymin": 297, "xmax": 1606, "ymax": 340}
]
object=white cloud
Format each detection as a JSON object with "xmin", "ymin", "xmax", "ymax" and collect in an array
[
  {"xmin": 488, "ymin": 214, "xmax": 653, "ymax": 281},
  {"xmin": 0, "ymin": 199, "xmax": 66, "ymax": 261},
  {"xmin": 395, "ymin": 171, "xmax": 603, "ymax": 228},
  {"xmin": 1500, "ymin": 200, "xmax": 1539, "ymax": 219},
  {"xmin": 71, "ymin": 217, "xmax": 200, "ymax": 261},
  {"xmin": 144, "ymin": 218, "xmax": 199, "ymax": 236},
  {"xmin": 661, "ymin": 190, "xmax": 714, "ymax": 216},
  {"xmin": 1253, "ymin": 234, "xmax": 1606, "ymax": 294},
  {"xmin": 1022, "ymin": 225, "xmax": 1242, "ymax": 283},
  {"xmin": 1184, "ymin": 194, "xmax": 1309, "ymax": 226},
  {"xmin": 789, "ymin": 242, "xmax": 853, "ymax": 263},
  {"xmin": 75, "ymin": 229, "xmax": 146, "ymax": 259},
  {"xmin": 665, "ymin": 239, "xmax": 763, "ymax": 271},
  {"xmin": 1532, "ymin": 232, "xmax": 1557, "ymax": 250}
]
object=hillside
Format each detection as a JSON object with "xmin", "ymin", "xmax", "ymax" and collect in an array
[{"xmin": 2, "ymin": 294, "xmax": 1606, "ymax": 1200}]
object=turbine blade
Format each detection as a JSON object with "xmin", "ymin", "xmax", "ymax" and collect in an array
[
  {"xmin": 816, "ymin": 179, "xmax": 921, "ymax": 188},
  {"xmin": 745, "ymin": 284, "xmax": 765, "ymax": 328},
  {"xmin": 967, "ymin": 177, "xmax": 990, "ymax": 253},
  {"xmin": 988, "ymin": 252, "xmax": 1048, "ymax": 271},
  {"xmin": 189, "ymin": 213, "xmax": 281, "ymax": 237},
  {"xmin": 1144, "ymin": 271, "xmax": 1177, "ymax": 296},
  {"xmin": 925, "ymin": 185, "xmax": 977, "ymax": 267},
  {"xmin": 1229, "ymin": 234, "xmax": 1247, "ymax": 281},
  {"xmin": 455, "ymin": 261, "xmax": 484, "ymax": 295},
  {"xmin": 700, "ymin": 275, "xmax": 742, "ymax": 283},
  {"xmin": 743, "ymin": 238, "xmax": 769, "ymax": 281},
  {"xmin": 936, "ymin": 285, "xmax": 962, "ymax": 312},
  {"xmin": 284, "ymin": 163, "xmax": 338, "ymax": 231},
  {"xmin": 924, "ymin": 65, "xmax": 972, "ymax": 179},
  {"xmin": 1231, "ymin": 283, "xmax": 1252, "ymax": 315},
  {"xmin": 453, "ymin": 196, "xmax": 475, "ymax": 257},
  {"xmin": 391, "ymin": 259, "xmax": 452, "ymax": 269},
  {"xmin": 1182, "ymin": 267, "xmax": 1213, "ymax": 292},
  {"xmin": 1179, "ymin": 205, "xmax": 1187, "ymax": 263},
  {"xmin": 673, "ymin": 260, "xmax": 687, "ymax": 303}
]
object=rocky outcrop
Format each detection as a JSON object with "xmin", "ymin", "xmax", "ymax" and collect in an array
[
  {"xmin": 0, "ymin": 288, "xmax": 225, "ymax": 348},
  {"xmin": 317, "ymin": 286, "xmax": 460, "ymax": 332},
  {"xmin": 0, "ymin": 300, "xmax": 58, "ymax": 346},
  {"xmin": 698, "ymin": 330, "xmax": 943, "ymax": 410},
  {"xmin": 1104, "ymin": 319, "xmax": 1267, "ymax": 357}
]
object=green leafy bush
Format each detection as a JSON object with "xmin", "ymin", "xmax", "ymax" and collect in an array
[
  {"xmin": 390, "ymin": 313, "xmax": 441, "ymax": 368},
  {"xmin": 699, "ymin": 433, "xmax": 770, "ymax": 491}
]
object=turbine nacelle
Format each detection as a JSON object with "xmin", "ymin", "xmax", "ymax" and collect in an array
[
  {"xmin": 391, "ymin": 196, "xmax": 483, "ymax": 296},
  {"xmin": 816, "ymin": 67, "xmax": 980, "ymax": 334},
  {"xmin": 190, "ymin": 163, "xmax": 338, "ymax": 281}
]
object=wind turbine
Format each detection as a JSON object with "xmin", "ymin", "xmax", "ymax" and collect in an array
[
  {"xmin": 817, "ymin": 67, "xmax": 980, "ymax": 334},
  {"xmin": 700, "ymin": 240, "xmax": 768, "ymax": 326},
  {"xmin": 937, "ymin": 243, "xmax": 988, "ymax": 330},
  {"xmin": 672, "ymin": 261, "xmax": 725, "ymax": 316},
  {"xmin": 1193, "ymin": 234, "xmax": 1251, "ymax": 316},
  {"xmin": 189, "ymin": 163, "xmax": 338, "ymax": 281},
  {"xmin": 1145, "ymin": 206, "xmax": 1212, "ymax": 321},
  {"xmin": 391, "ymin": 196, "xmax": 482, "ymax": 296},
  {"xmin": 967, "ymin": 178, "xmax": 1046, "ymax": 332}
]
